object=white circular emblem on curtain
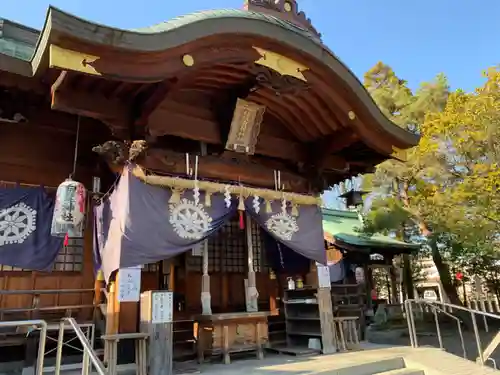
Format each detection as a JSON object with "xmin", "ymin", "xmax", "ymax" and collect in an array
[
  {"xmin": 0, "ymin": 202, "xmax": 37, "ymax": 246},
  {"xmin": 265, "ymin": 212, "xmax": 299, "ymax": 241},
  {"xmin": 169, "ymin": 199, "xmax": 212, "ymax": 240}
]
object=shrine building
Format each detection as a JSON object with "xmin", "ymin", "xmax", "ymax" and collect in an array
[{"xmin": 0, "ymin": 0, "xmax": 418, "ymax": 370}]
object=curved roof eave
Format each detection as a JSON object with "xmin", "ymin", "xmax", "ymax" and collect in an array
[{"xmin": 2, "ymin": 7, "xmax": 419, "ymax": 148}]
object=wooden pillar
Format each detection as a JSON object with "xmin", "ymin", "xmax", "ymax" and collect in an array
[
  {"xmin": 389, "ymin": 266, "xmax": 399, "ymax": 304},
  {"xmin": 245, "ymin": 213, "xmax": 258, "ymax": 312},
  {"xmin": 364, "ymin": 263, "xmax": 373, "ymax": 311},
  {"xmin": 201, "ymin": 240, "xmax": 212, "ymax": 315},
  {"xmin": 115, "ymin": 269, "xmax": 141, "ymax": 333},
  {"xmin": 402, "ymin": 254, "xmax": 414, "ymax": 299},
  {"xmin": 93, "ymin": 270, "xmax": 105, "ymax": 321},
  {"xmin": 112, "ymin": 276, "xmax": 121, "ymax": 334},
  {"xmin": 140, "ymin": 291, "xmax": 174, "ymax": 375},
  {"xmin": 316, "ymin": 264, "xmax": 336, "ymax": 354},
  {"xmin": 168, "ymin": 263, "xmax": 175, "ymax": 292},
  {"xmin": 222, "ymin": 275, "xmax": 229, "ymax": 311},
  {"xmin": 268, "ymin": 270, "xmax": 278, "ymax": 315},
  {"xmin": 104, "ymin": 282, "xmax": 117, "ymax": 364}
]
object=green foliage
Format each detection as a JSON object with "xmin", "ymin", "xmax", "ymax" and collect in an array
[
  {"xmin": 418, "ymin": 68, "xmax": 500, "ymax": 237},
  {"xmin": 362, "ymin": 62, "xmax": 500, "ymax": 300},
  {"xmin": 364, "ymin": 62, "xmax": 414, "ymax": 130}
]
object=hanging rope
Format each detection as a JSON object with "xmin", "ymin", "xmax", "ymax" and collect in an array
[
  {"xmin": 64, "ymin": 115, "xmax": 81, "ymax": 247},
  {"xmin": 70, "ymin": 116, "xmax": 81, "ymax": 179}
]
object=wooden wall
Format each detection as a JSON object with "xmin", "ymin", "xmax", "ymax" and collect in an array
[
  {"xmin": 0, "ymin": 119, "xmax": 283, "ymax": 324},
  {"xmin": 0, "ymin": 121, "xmax": 97, "ymax": 319},
  {"xmin": 180, "ymin": 272, "xmax": 272, "ymax": 314}
]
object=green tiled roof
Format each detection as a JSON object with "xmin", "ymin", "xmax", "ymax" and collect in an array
[
  {"xmin": 0, "ymin": 37, "xmax": 34, "ymax": 60},
  {"xmin": 1, "ymin": 9, "xmax": 318, "ymax": 63},
  {"xmin": 0, "ymin": 19, "xmax": 38, "ymax": 61},
  {"xmin": 322, "ymin": 208, "xmax": 419, "ymax": 249},
  {"xmin": 134, "ymin": 9, "xmax": 318, "ymax": 40}
]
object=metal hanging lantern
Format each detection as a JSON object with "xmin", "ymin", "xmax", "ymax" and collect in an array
[
  {"xmin": 51, "ymin": 178, "xmax": 87, "ymax": 238},
  {"xmin": 339, "ymin": 190, "xmax": 368, "ymax": 208}
]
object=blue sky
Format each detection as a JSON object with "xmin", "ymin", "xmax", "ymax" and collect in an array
[{"xmin": 2, "ymin": 0, "xmax": 500, "ymax": 92}]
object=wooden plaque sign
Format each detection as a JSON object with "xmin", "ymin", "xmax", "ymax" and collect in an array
[
  {"xmin": 140, "ymin": 291, "xmax": 174, "ymax": 375},
  {"xmin": 225, "ymin": 98, "xmax": 266, "ymax": 155}
]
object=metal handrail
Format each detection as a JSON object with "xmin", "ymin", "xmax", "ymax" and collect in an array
[
  {"xmin": 426, "ymin": 303, "xmax": 466, "ymax": 358},
  {"xmin": 405, "ymin": 298, "xmax": 500, "ymax": 367},
  {"xmin": 55, "ymin": 318, "xmax": 106, "ymax": 375},
  {"xmin": 0, "ymin": 319, "xmax": 47, "ymax": 375}
]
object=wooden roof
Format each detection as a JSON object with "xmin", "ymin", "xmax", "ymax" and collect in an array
[{"xmin": 0, "ymin": 2, "xmax": 419, "ymax": 193}]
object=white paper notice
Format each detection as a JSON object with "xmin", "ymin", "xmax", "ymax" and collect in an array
[
  {"xmin": 317, "ymin": 265, "xmax": 331, "ymax": 288},
  {"xmin": 152, "ymin": 291, "xmax": 174, "ymax": 324},
  {"xmin": 117, "ymin": 267, "xmax": 141, "ymax": 302}
]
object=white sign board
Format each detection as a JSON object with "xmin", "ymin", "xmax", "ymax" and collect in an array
[
  {"xmin": 117, "ymin": 267, "xmax": 141, "ymax": 302},
  {"xmin": 152, "ymin": 291, "xmax": 174, "ymax": 324},
  {"xmin": 355, "ymin": 267, "xmax": 365, "ymax": 284},
  {"xmin": 317, "ymin": 265, "xmax": 331, "ymax": 288}
]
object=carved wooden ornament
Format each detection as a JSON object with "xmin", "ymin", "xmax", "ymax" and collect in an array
[
  {"xmin": 253, "ymin": 47, "xmax": 309, "ymax": 82},
  {"xmin": 225, "ymin": 98, "xmax": 266, "ymax": 155},
  {"xmin": 243, "ymin": 0, "xmax": 321, "ymax": 38},
  {"xmin": 49, "ymin": 45, "xmax": 101, "ymax": 76}
]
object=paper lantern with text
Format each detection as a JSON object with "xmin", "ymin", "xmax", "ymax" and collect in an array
[{"xmin": 51, "ymin": 178, "xmax": 87, "ymax": 239}]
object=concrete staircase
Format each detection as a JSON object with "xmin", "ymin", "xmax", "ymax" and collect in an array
[
  {"xmin": 315, "ymin": 356, "xmax": 423, "ymax": 375},
  {"xmin": 5, "ymin": 342, "xmax": 500, "ymax": 375},
  {"xmin": 193, "ymin": 346, "xmax": 500, "ymax": 375}
]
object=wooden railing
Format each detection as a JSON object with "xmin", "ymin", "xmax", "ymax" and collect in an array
[{"xmin": 0, "ymin": 289, "xmax": 98, "ymax": 321}]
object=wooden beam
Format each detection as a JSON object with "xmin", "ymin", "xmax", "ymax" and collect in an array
[
  {"xmin": 148, "ymin": 104, "xmax": 348, "ymax": 169},
  {"xmin": 49, "ymin": 44, "xmax": 102, "ymax": 76},
  {"xmin": 0, "ymin": 71, "xmax": 46, "ymax": 94},
  {"xmin": 51, "ymin": 72, "xmax": 125, "ymax": 121},
  {"xmin": 51, "ymin": 71, "xmax": 130, "ymax": 137},
  {"xmin": 50, "ymin": 88, "xmax": 127, "ymax": 123},
  {"xmin": 312, "ymin": 129, "xmax": 358, "ymax": 169},
  {"xmin": 142, "ymin": 148, "xmax": 311, "ymax": 193},
  {"xmin": 135, "ymin": 81, "xmax": 171, "ymax": 126}
]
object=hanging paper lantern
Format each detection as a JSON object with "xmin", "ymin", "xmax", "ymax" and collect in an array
[{"xmin": 51, "ymin": 178, "xmax": 87, "ymax": 238}]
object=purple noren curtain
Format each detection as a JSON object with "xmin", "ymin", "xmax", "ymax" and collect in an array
[
  {"xmin": 94, "ymin": 169, "xmax": 235, "ymax": 281},
  {"xmin": 0, "ymin": 187, "xmax": 63, "ymax": 271},
  {"xmin": 93, "ymin": 169, "xmax": 326, "ymax": 281},
  {"xmin": 245, "ymin": 198, "xmax": 326, "ymax": 265}
]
